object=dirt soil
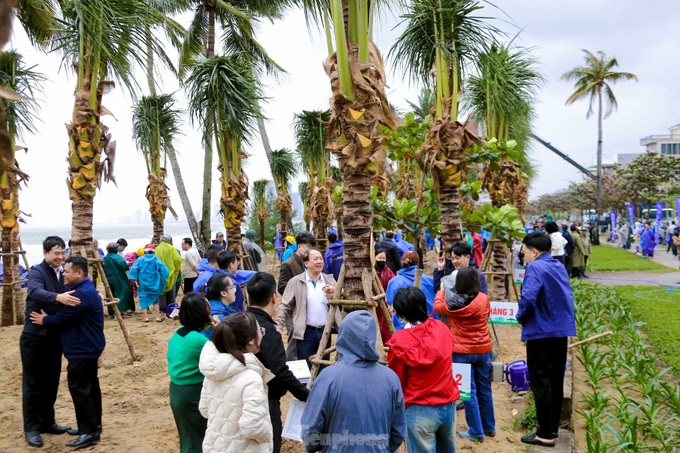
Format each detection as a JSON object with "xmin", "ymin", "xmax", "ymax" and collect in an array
[{"xmin": 0, "ymin": 252, "xmax": 536, "ymax": 452}]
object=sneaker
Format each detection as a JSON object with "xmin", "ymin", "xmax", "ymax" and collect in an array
[
  {"xmin": 485, "ymin": 431, "xmax": 496, "ymax": 437},
  {"xmin": 458, "ymin": 430, "xmax": 483, "ymax": 442}
]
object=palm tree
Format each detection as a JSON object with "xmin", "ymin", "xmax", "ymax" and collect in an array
[
  {"xmin": 252, "ymin": 178, "xmax": 270, "ymax": 250},
  {"xmin": 132, "ymin": 94, "xmax": 182, "ymax": 243},
  {"xmin": 293, "ymin": 109, "xmax": 331, "ymax": 251},
  {"xmin": 186, "ymin": 54, "xmax": 263, "ymax": 253},
  {"xmin": 390, "ymin": 0, "xmax": 495, "ymax": 254},
  {"xmin": 51, "ymin": 0, "xmax": 163, "ymax": 256},
  {"xmin": 269, "ymin": 148, "xmax": 297, "ymax": 238},
  {"xmin": 0, "ymin": 51, "xmax": 43, "ymax": 326},
  {"xmin": 562, "ymin": 49, "xmax": 637, "ymax": 244},
  {"xmin": 178, "ymin": 0, "xmax": 286, "ymax": 247},
  {"xmin": 298, "ymin": 180, "xmax": 311, "ymax": 231}
]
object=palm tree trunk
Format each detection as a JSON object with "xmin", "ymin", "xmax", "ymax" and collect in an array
[
  {"xmin": 0, "ymin": 145, "xmax": 20, "ymax": 325},
  {"xmin": 201, "ymin": 138, "xmax": 213, "ymax": 248},
  {"xmin": 334, "ymin": 203, "xmax": 344, "ymax": 240},
  {"xmin": 489, "ymin": 241, "xmax": 507, "ymax": 301},
  {"xmin": 440, "ymin": 185, "xmax": 463, "ymax": 251},
  {"xmin": 259, "ymin": 218, "xmax": 266, "ymax": 250},
  {"xmin": 341, "ymin": 173, "xmax": 372, "ymax": 299},
  {"xmin": 593, "ymin": 91, "xmax": 603, "ymax": 245},
  {"xmin": 219, "ymin": 164, "xmax": 248, "ymax": 253}
]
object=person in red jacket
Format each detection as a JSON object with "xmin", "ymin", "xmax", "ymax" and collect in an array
[
  {"xmin": 434, "ymin": 267, "xmax": 496, "ymax": 443},
  {"xmin": 471, "ymin": 231, "xmax": 483, "ymax": 269},
  {"xmin": 387, "ymin": 287, "xmax": 458, "ymax": 452}
]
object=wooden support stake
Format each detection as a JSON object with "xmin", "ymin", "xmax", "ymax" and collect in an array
[
  {"xmin": 568, "ymin": 331, "xmax": 613, "ymax": 349},
  {"xmin": 373, "ymin": 272, "xmax": 396, "ymax": 336}
]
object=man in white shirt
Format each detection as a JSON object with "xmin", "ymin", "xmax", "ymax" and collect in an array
[{"xmin": 181, "ymin": 238, "xmax": 201, "ymax": 294}]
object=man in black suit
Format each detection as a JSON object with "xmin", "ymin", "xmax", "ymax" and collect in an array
[
  {"xmin": 247, "ymin": 272, "xmax": 309, "ymax": 453},
  {"xmin": 379, "ymin": 231, "xmax": 402, "ymax": 274},
  {"xmin": 20, "ymin": 236, "xmax": 80, "ymax": 448}
]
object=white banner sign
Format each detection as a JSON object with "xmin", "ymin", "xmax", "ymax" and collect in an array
[
  {"xmin": 513, "ymin": 268, "xmax": 525, "ymax": 284},
  {"xmin": 452, "ymin": 363, "xmax": 471, "ymax": 401},
  {"xmin": 489, "ymin": 301, "xmax": 519, "ymax": 325}
]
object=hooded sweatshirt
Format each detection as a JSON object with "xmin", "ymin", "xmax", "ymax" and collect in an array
[
  {"xmin": 199, "ymin": 342, "xmax": 275, "ymax": 453},
  {"xmin": 301, "ymin": 311, "xmax": 405, "ymax": 453},
  {"xmin": 386, "ymin": 317, "xmax": 458, "ymax": 407},
  {"xmin": 385, "ymin": 266, "xmax": 436, "ymax": 331},
  {"xmin": 323, "ymin": 240, "xmax": 344, "ymax": 281}
]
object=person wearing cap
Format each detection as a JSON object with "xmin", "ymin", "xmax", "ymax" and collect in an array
[
  {"xmin": 129, "ymin": 244, "xmax": 170, "ymax": 322},
  {"xmin": 385, "ymin": 251, "xmax": 436, "ymax": 332},
  {"xmin": 281, "ymin": 235, "xmax": 297, "ymax": 263},
  {"xmin": 103, "ymin": 242, "xmax": 134, "ymax": 319},
  {"xmin": 212, "ymin": 232, "xmax": 227, "ymax": 251},
  {"xmin": 156, "ymin": 234, "xmax": 183, "ymax": 313},
  {"xmin": 243, "ymin": 229, "xmax": 265, "ymax": 271}
]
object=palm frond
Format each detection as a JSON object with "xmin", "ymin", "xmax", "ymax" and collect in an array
[
  {"xmin": 16, "ymin": 0, "xmax": 60, "ymax": 47},
  {"xmin": 252, "ymin": 178, "xmax": 270, "ymax": 217},
  {"xmin": 293, "ymin": 109, "xmax": 330, "ymax": 175},
  {"xmin": 132, "ymin": 94, "xmax": 183, "ymax": 162},
  {"xmin": 269, "ymin": 147, "xmax": 297, "ymax": 195},
  {"xmin": 0, "ymin": 51, "xmax": 45, "ymax": 140}
]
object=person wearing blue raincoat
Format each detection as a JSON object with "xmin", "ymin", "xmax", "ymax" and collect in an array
[
  {"xmin": 385, "ymin": 251, "xmax": 436, "ymax": 331},
  {"xmin": 129, "ymin": 244, "xmax": 169, "ymax": 322}
]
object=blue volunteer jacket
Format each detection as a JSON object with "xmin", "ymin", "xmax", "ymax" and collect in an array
[
  {"xmin": 42, "ymin": 277, "xmax": 105, "ymax": 359},
  {"xmin": 386, "ymin": 266, "xmax": 437, "ymax": 331},
  {"xmin": 516, "ymin": 253, "xmax": 577, "ymax": 341}
]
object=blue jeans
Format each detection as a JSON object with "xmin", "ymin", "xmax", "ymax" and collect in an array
[
  {"xmin": 404, "ymin": 402, "xmax": 456, "ymax": 453},
  {"xmin": 453, "ymin": 353, "xmax": 496, "ymax": 438},
  {"xmin": 297, "ymin": 327, "xmax": 330, "ymax": 368}
]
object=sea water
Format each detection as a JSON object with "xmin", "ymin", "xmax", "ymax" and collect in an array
[{"xmin": 18, "ymin": 221, "xmax": 226, "ymax": 267}]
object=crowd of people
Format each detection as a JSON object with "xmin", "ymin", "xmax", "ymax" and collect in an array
[{"xmin": 19, "ymin": 225, "xmax": 578, "ymax": 452}]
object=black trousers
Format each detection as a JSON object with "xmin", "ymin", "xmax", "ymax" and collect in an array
[
  {"xmin": 20, "ymin": 331, "xmax": 63, "ymax": 432},
  {"xmin": 269, "ymin": 399, "xmax": 282, "ymax": 453},
  {"xmin": 67, "ymin": 358, "xmax": 102, "ymax": 434},
  {"xmin": 526, "ymin": 337, "xmax": 568, "ymax": 439},
  {"xmin": 183, "ymin": 277, "xmax": 197, "ymax": 295},
  {"xmin": 564, "ymin": 254, "xmax": 573, "ymax": 277}
]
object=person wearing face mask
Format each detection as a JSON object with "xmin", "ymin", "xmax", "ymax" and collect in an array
[
  {"xmin": 516, "ymin": 233, "xmax": 575, "ymax": 448},
  {"xmin": 385, "ymin": 251, "xmax": 436, "ymax": 332},
  {"xmin": 374, "ymin": 247, "xmax": 396, "ymax": 343},
  {"xmin": 277, "ymin": 249, "xmax": 341, "ymax": 367},
  {"xmin": 199, "ymin": 312, "xmax": 274, "ymax": 452}
]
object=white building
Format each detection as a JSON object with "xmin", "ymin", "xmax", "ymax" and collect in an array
[{"xmin": 640, "ymin": 123, "xmax": 680, "ymax": 156}]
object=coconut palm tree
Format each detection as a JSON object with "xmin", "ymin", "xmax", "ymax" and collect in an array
[
  {"xmin": 252, "ymin": 178, "xmax": 270, "ymax": 250},
  {"xmin": 293, "ymin": 109, "xmax": 331, "ymax": 251},
  {"xmin": 269, "ymin": 148, "xmax": 297, "ymax": 238},
  {"xmin": 390, "ymin": 0, "xmax": 496, "ymax": 254},
  {"xmin": 299, "ymin": 180, "xmax": 311, "ymax": 232},
  {"xmin": 562, "ymin": 49, "xmax": 637, "ymax": 244},
  {"xmin": 0, "ymin": 51, "xmax": 43, "ymax": 326},
  {"xmin": 178, "ymin": 0, "xmax": 286, "ymax": 247},
  {"xmin": 132, "ymin": 94, "xmax": 182, "ymax": 243},
  {"xmin": 186, "ymin": 54, "xmax": 263, "ymax": 253},
  {"xmin": 51, "ymin": 0, "xmax": 163, "ymax": 256}
]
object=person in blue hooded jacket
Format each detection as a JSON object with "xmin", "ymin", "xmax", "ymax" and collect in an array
[
  {"xmin": 129, "ymin": 244, "xmax": 170, "ymax": 322},
  {"xmin": 516, "ymin": 233, "xmax": 576, "ymax": 448},
  {"xmin": 301, "ymin": 310, "xmax": 405, "ymax": 453},
  {"xmin": 193, "ymin": 248, "xmax": 255, "ymax": 312},
  {"xmin": 385, "ymin": 251, "xmax": 436, "ymax": 331},
  {"xmin": 323, "ymin": 233, "xmax": 343, "ymax": 281}
]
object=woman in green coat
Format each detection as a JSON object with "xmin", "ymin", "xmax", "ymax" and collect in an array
[
  {"xmin": 103, "ymin": 242, "xmax": 135, "ymax": 316},
  {"xmin": 570, "ymin": 226, "xmax": 586, "ymax": 278}
]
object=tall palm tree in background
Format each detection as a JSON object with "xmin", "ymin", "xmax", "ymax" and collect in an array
[
  {"xmin": 464, "ymin": 39, "xmax": 543, "ymax": 299},
  {"xmin": 179, "ymin": 0, "xmax": 285, "ymax": 247},
  {"xmin": 293, "ymin": 109, "xmax": 331, "ymax": 251},
  {"xmin": 186, "ymin": 55, "xmax": 263, "ymax": 253},
  {"xmin": 390, "ymin": 0, "xmax": 495, "ymax": 253},
  {"xmin": 300, "ymin": 0, "xmax": 398, "ymax": 299},
  {"xmin": 299, "ymin": 180, "xmax": 311, "ymax": 232},
  {"xmin": 0, "ymin": 51, "xmax": 43, "ymax": 326},
  {"xmin": 562, "ymin": 49, "xmax": 637, "ymax": 245},
  {"xmin": 132, "ymin": 94, "xmax": 182, "ymax": 243},
  {"xmin": 252, "ymin": 178, "xmax": 269, "ymax": 250},
  {"xmin": 269, "ymin": 148, "xmax": 297, "ymax": 238},
  {"xmin": 52, "ymin": 0, "xmax": 163, "ymax": 256}
]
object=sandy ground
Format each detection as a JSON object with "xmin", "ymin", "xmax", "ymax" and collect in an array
[{"xmin": 0, "ymin": 252, "xmax": 538, "ymax": 452}]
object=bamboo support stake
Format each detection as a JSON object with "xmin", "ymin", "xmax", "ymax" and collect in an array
[
  {"xmin": 568, "ymin": 331, "xmax": 613, "ymax": 349},
  {"xmin": 373, "ymin": 272, "xmax": 396, "ymax": 335}
]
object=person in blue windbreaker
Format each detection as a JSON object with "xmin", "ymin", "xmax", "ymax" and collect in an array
[
  {"xmin": 129, "ymin": 244, "xmax": 169, "ymax": 322},
  {"xmin": 301, "ymin": 311, "xmax": 405, "ymax": 453},
  {"xmin": 323, "ymin": 232, "xmax": 343, "ymax": 281},
  {"xmin": 385, "ymin": 251, "xmax": 436, "ymax": 331}
]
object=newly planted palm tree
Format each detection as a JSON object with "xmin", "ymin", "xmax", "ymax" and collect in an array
[
  {"xmin": 132, "ymin": 94, "xmax": 182, "ymax": 243},
  {"xmin": 562, "ymin": 50, "xmax": 637, "ymax": 245},
  {"xmin": 269, "ymin": 148, "xmax": 297, "ymax": 238},
  {"xmin": 464, "ymin": 40, "xmax": 542, "ymax": 299},
  {"xmin": 52, "ymin": 0, "xmax": 163, "ymax": 255},
  {"xmin": 0, "ymin": 51, "xmax": 43, "ymax": 326},
  {"xmin": 294, "ymin": 109, "xmax": 331, "ymax": 251},
  {"xmin": 186, "ymin": 54, "xmax": 263, "ymax": 253},
  {"xmin": 252, "ymin": 178, "xmax": 270, "ymax": 250},
  {"xmin": 179, "ymin": 0, "xmax": 286, "ymax": 246},
  {"xmin": 390, "ymin": 0, "xmax": 495, "ymax": 253},
  {"xmin": 299, "ymin": 0, "xmax": 399, "ymax": 299},
  {"xmin": 299, "ymin": 180, "xmax": 311, "ymax": 232}
]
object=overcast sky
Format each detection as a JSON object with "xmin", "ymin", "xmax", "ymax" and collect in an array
[{"xmin": 8, "ymin": 0, "xmax": 680, "ymax": 227}]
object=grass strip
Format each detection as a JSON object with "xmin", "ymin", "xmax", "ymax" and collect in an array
[{"xmin": 588, "ymin": 246, "xmax": 670, "ymax": 273}]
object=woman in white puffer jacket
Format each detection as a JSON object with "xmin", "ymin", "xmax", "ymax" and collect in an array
[{"xmin": 199, "ymin": 312, "xmax": 275, "ymax": 452}]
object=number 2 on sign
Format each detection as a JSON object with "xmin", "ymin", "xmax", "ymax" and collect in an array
[{"xmin": 454, "ymin": 374, "xmax": 463, "ymax": 386}]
